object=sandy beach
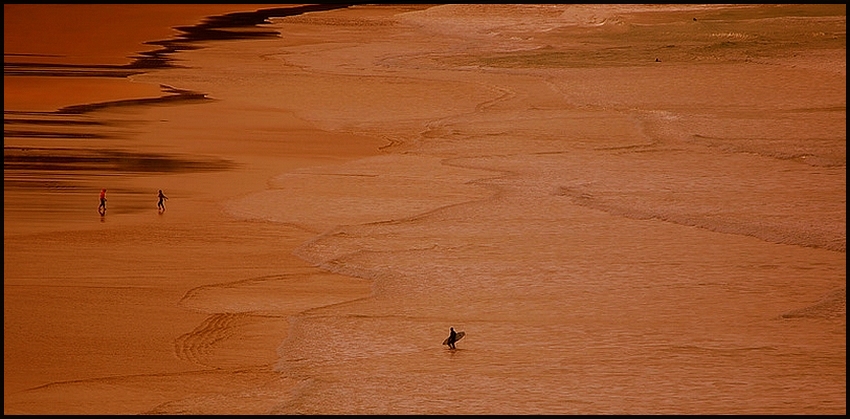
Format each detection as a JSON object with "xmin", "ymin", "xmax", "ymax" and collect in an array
[{"xmin": 4, "ymin": 4, "xmax": 846, "ymax": 414}]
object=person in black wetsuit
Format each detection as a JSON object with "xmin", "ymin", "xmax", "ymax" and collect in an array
[
  {"xmin": 157, "ymin": 189, "xmax": 168, "ymax": 213},
  {"xmin": 447, "ymin": 327, "xmax": 458, "ymax": 349}
]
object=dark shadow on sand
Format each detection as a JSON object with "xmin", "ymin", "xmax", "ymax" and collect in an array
[
  {"xmin": 4, "ymin": 147, "xmax": 234, "ymax": 174},
  {"xmin": 3, "ymin": 4, "xmax": 355, "ymax": 196},
  {"xmin": 4, "ymin": 4, "xmax": 360, "ymax": 77}
]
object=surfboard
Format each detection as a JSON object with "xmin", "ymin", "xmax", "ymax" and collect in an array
[{"xmin": 442, "ymin": 331, "xmax": 465, "ymax": 346}]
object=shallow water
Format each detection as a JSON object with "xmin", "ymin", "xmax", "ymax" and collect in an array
[{"xmin": 200, "ymin": 4, "xmax": 845, "ymax": 414}]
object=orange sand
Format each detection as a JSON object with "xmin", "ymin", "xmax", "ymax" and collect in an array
[
  {"xmin": 4, "ymin": 4, "xmax": 845, "ymax": 414},
  {"xmin": 4, "ymin": 4, "xmax": 377, "ymax": 413}
]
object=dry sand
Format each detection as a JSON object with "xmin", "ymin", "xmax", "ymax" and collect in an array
[{"xmin": 4, "ymin": 4, "xmax": 846, "ymax": 414}]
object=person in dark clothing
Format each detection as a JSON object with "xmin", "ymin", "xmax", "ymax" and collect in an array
[
  {"xmin": 447, "ymin": 327, "xmax": 458, "ymax": 349},
  {"xmin": 157, "ymin": 189, "xmax": 168, "ymax": 213}
]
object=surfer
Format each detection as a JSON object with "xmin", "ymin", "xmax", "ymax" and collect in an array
[
  {"xmin": 98, "ymin": 188, "xmax": 107, "ymax": 215},
  {"xmin": 157, "ymin": 189, "xmax": 168, "ymax": 213},
  {"xmin": 447, "ymin": 327, "xmax": 458, "ymax": 349}
]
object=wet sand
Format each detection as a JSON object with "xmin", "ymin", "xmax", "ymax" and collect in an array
[
  {"xmin": 5, "ymin": 4, "xmax": 376, "ymax": 413},
  {"xmin": 4, "ymin": 4, "xmax": 846, "ymax": 414}
]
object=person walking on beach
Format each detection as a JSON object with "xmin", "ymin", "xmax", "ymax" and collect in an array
[
  {"xmin": 98, "ymin": 188, "xmax": 107, "ymax": 215},
  {"xmin": 446, "ymin": 327, "xmax": 458, "ymax": 349},
  {"xmin": 157, "ymin": 189, "xmax": 168, "ymax": 213}
]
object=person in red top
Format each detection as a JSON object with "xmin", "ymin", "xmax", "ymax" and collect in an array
[{"xmin": 98, "ymin": 189, "xmax": 107, "ymax": 215}]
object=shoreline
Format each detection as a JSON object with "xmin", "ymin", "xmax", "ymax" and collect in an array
[
  {"xmin": 4, "ymin": 4, "xmax": 385, "ymax": 413},
  {"xmin": 3, "ymin": 4, "xmax": 354, "ymax": 113}
]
